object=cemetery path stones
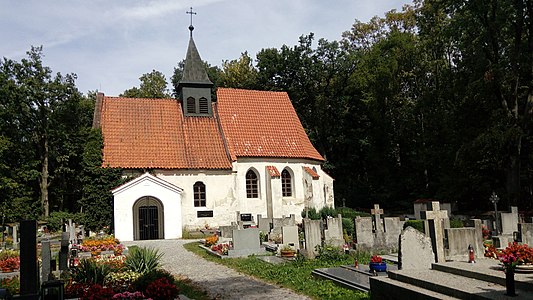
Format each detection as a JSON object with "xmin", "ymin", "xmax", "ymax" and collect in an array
[{"xmin": 124, "ymin": 239, "xmax": 310, "ymax": 300}]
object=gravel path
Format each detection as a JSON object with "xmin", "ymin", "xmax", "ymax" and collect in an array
[{"xmin": 123, "ymin": 239, "xmax": 311, "ymax": 300}]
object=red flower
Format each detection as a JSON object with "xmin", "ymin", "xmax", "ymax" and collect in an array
[
  {"xmin": 144, "ymin": 277, "xmax": 179, "ymax": 300},
  {"xmin": 370, "ymin": 255, "xmax": 383, "ymax": 263}
]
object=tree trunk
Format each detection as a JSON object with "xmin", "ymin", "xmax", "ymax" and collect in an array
[{"xmin": 40, "ymin": 137, "xmax": 49, "ymax": 218}]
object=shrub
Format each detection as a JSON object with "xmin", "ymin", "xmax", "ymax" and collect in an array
[
  {"xmin": 47, "ymin": 211, "xmax": 83, "ymax": 232},
  {"xmin": 301, "ymin": 207, "xmax": 320, "ymax": 220},
  {"xmin": 125, "ymin": 247, "xmax": 163, "ymax": 275},
  {"xmin": 132, "ymin": 269, "xmax": 176, "ymax": 293},
  {"xmin": 316, "ymin": 244, "xmax": 345, "ymax": 262},
  {"xmin": 342, "ymin": 218, "xmax": 354, "ymax": 237},
  {"xmin": 144, "ymin": 277, "xmax": 180, "ymax": 300},
  {"xmin": 0, "ymin": 276, "xmax": 19, "ymax": 295},
  {"xmin": 450, "ymin": 218, "xmax": 464, "ymax": 228},
  {"xmin": 105, "ymin": 270, "xmax": 141, "ymax": 287},
  {"xmin": 319, "ymin": 206, "xmax": 337, "ymax": 219},
  {"xmin": 72, "ymin": 258, "xmax": 112, "ymax": 285},
  {"xmin": 403, "ymin": 220, "xmax": 424, "ymax": 233},
  {"xmin": 80, "ymin": 283, "xmax": 115, "ymax": 300}
]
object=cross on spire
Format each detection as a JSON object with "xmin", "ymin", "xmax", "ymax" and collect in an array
[{"xmin": 187, "ymin": 7, "xmax": 197, "ymax": 36}]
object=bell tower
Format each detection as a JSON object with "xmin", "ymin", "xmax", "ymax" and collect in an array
[{"xmin": 178, "ymin": 7, "xmax": 213, "ymax": 117}]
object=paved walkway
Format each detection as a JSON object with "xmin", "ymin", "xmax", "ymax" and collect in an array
[{"xmin": 123, "ymin": 239, "xmax": 310, "ymax": 300}]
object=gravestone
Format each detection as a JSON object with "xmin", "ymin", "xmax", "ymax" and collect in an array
[
  {"xmin": 303, "ymin": 218, "xmax": 322, "ymax": 259},
  {"xmin": 68, "ymin": 219, "xmax": 76, "ymax": 244},
  {"xmin": 219, "ymin": 224, "xmax": 238, "ymax": 238},
  {"xmin": 12, "ymin": 224, "xmax": 19, "ymax": 249},
  {"xmin": 227, "ymin": 228, "xmax": 263, "ymax": 257},
  {"xmin": 59, "ymin": 232, "xmax": 69, "ymax": 271},
  {"xmin": 398, "ymin": 226, "xmax": 434, "ymax": 270},
  {"xmin": 41, "ymin": 240, "xmax": 52, "ymax": 282},
  {"xmin": 324, "ymin": 214, "xmax": 344, "ymax": 248},
  {"xmin": 500, "ymin": 206, "xmax": 519, "ymax": 235},
  {"xmin": 519, "ymin": 223, "xmax": 533, "ymax": 245},
  {"xmin": 19, "ymin": 220, "xmax": 39, "ymax": 298},
  {"xmin": 282, "ymin": 226, "xmax": 299, "ymax": 249},
  {"xmin": 421, "ymin": 201, "xmax": 448, "ymax": 263},
  {"xmin": 256, "ymin": 214, "xmax": 272, "ymax": 233},
  {"xmin": 354, "ymin": 217, "xmax": 374, "ymax": 249},
  {"xmin": 371, "ymin": 204, "xmax": 384, "ymax": 233},
  {"xmin": 445, "ymin": 219, "xmax": 484, "ymax": 261}
]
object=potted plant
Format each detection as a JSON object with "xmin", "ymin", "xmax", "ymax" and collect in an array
[{"xmin": 369, "ymin": 255, "xmax": 387, "ymax": 272}]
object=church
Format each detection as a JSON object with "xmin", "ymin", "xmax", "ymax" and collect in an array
[{"xmin": 92, "ymin": 24, "xmax": 334, "ymax": 241}]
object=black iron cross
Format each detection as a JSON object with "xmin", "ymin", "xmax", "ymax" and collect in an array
[{"xmin": 187, "ymin": 7, "xmax": 196, "ymax": 27}]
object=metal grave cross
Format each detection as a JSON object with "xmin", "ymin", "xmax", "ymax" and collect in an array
[{"xmin": 421, "ymin": 201, "xmax": 448, "ymax": 263}]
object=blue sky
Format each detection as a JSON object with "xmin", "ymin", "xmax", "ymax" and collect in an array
[{"xmin": 0, "ymin": 0, "xmax": 412, "ymax": 96}]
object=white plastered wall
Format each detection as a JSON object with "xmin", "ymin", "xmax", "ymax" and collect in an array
[{"xmin": 112, "ymin": 173, "xmax": 183, "ymax": 241}]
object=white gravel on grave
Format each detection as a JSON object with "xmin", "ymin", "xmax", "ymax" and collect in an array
[{"xmin": 123, "ymin": 239, "xmax": 310, "ymax": 300}]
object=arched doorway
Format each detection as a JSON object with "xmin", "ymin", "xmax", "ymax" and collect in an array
[{"xmin": 133, "ymin": 196, "xmax": 164, "ymax": 240}]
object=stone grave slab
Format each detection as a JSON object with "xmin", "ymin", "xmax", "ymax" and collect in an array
[
  {"xmin": 227, "ymin": 228, "xmax": 265, "ymax": 257},
  {"xmin": 313, "ymin": 264, "xmax": 398, "ymax": 292}
]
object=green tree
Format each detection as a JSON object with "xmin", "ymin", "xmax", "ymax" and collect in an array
[
  {"xmin": 219, "ymin": 51, "xmax": 258, "ymax": 89},
  {"xmin": 79, "ymin": 129, "xmax": 124, "ymax": 231},
  {"xmin": 0, "ymin": 47, "xmax": 87, "ymax": 218},
  {"xmin": 121, "ymin": 69, "xmax": 170, "ymax": 98}
]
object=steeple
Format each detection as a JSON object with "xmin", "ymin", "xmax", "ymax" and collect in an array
[{"xmin": 178, "ymin": 7, "xmax": 213, "ymax": 117}]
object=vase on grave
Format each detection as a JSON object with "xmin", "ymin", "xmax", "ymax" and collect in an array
[
  {"xmin": 505, "ymin": 268, "xmax": 516, "ymax": 296},
  {"xmin": 369, "ymin": 262, "xmax": 387, "ymax": 272}
]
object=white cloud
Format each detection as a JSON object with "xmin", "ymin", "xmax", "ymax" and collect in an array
[{"xmin": 0, "ymin": 0, "xmax": 413, "ymax": 95}]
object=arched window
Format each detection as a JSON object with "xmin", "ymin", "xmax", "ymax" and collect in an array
[
  {"xmin": 187, "ymin": 97, "xmax": 196, "ymax": 114},
  {"xmin": 246, "ymin": 169, "xmax": 259, "ymax": 198},
  {"xmin": 281, "ymin": 169, "xmax": 292, "ymax": 197},
  {"xmin": 199, "ymin": 97, "xmax": 209, "ymax": 114},
  {"xmin": 193, "ymin": 181, "xmax": 206, "ymax": 207}
]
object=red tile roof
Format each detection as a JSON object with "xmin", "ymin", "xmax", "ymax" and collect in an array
[
  {"xmin": 266, "ymin": 166, "xmax": 280, "ymax": 177},
  {"xmin": 97, "ymin": 88, "xmax": 324, "ymax": 169},
  {"xmin": 99, "ymin": 96, "xmax": 232, "ymax": 169},
  {"xmin": 303, "ymin": 167, "xmax": 320, "ymax": 179},
  {"xmin": 216, "ymin": 88, "xmax": 323, "ymax": 161}
]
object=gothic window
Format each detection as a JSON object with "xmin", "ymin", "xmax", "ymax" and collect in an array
[
  {"xmin": 193, "ymin": 181, "xmax": 206, "ymax": 207},
  {"xmin": 199, "ymin": 97, "xmax": 209, "ymax": 114},
  {"xmin": 187, "ymin": 97, "xmax": 196, "ymax": 114},
  {"xmin": 246, "ymin": 169, "xmax": 259, "ymax": 198},
  {"xmin": 281, "ymin": 169, "xmax": 293, "ymax": 197}
]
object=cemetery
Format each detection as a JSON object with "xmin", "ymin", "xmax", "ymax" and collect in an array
[{"xmin": 187, "ymin": 200, "xmax": 533, "ymax": 299}]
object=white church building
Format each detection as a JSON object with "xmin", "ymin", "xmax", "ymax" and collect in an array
[{"xmin": 92, "ymin": 26, "xmax": 334, "ymax": 241}]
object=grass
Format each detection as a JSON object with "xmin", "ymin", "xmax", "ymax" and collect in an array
[
  {"xmin": 184, "ymin": 242, "xmax": 370, "ymax": 300},
  {"xmin": 174, "ymin": 275, "xmax": 211, "ymax": 300}
]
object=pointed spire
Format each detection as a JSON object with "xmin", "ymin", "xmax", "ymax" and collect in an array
[
  {"xmin": 179, "ymin": 7, "xmax": 212, "ymax": 86},
  {"xmin": 179, "ymin": 37, "xmax": 212, "ymax": 85}
]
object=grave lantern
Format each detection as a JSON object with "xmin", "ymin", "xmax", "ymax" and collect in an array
[
  {"xmin": 489, "ymin": 192, "xmax": 500, "ymax": 235},
  {"xmin": 41, "ymin": 280, "xmax": 64, "ymax": 300}
]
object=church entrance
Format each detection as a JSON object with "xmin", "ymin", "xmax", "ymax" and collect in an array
[{"xmin": 133, "ymin": 196, "xmax": 164, "ymax": 240}]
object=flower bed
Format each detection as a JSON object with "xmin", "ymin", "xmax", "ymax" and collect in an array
[
  {"xmin": 0, "ymin": 249, "xmax": 20, "ymax": 272},
  {"xmin": 78, "ymin": 235, "xmax": 125, "ymax": 256},
  {"xmin": 64, "ymin": 246, "xmax": 180, "ymax": 299},
  {"xmin": 485, "ymin": 242, "xmax": 533, "ymax": 270}
]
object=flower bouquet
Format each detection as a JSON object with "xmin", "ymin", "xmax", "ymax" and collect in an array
[{"xmin": 369, "ymin": 255, "xmax": 387, "ymax": 272}]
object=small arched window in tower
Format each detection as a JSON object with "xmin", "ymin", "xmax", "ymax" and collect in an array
[
  {"xmin": 246, "ymin": 169, "xmax": 259, "ymax": 198},
  {"xmin": 187, "ymin": 97, "xmax": 196, "ymax": 114},
  {"xmin": 193, "ymin": 181, "xmax": 206, "ymax": 207},
  {"xmin": 281, "ymin": 169, "xmax": 292, "ymax": 197},
  {"xmin": 199, "ymin": 97, "xmax": 209, "ymax": 114}
]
